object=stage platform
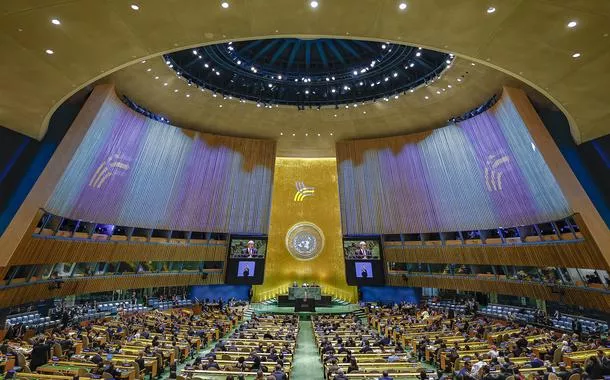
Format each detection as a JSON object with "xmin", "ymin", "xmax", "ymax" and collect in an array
[{"xmin": 251, "ymin": 302, "xmax": 360, "ymax": 317}]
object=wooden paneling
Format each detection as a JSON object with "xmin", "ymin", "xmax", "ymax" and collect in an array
[
  {"xmin": 384, "ymin": 240, "xmax": 606, "ymax": 270},
  {"xmin": 9, "ymin": 237, "xmax": 228, "ymax": 265},
  {"xmin": 387, "ymin": 274, "xmax": 610, "ymax": 312},
  {"xmin": 0, "ymin": 272, "xmax": 223, "ymax": 308}
]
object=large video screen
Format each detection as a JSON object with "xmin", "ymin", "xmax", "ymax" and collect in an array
[
  {"xmin": 344, "ymin": 236, "xmax": 385, "ymax": 286},
  {"xmin": 226, "ymin": 236, "xmax": 267, "ymax": 285},
  {"xmin": 343, "ymin": 239, "xmax": 381, "ymax": 260},
  {"xmin": 229, "ymin": 238, "xmax": 267, "ymax": 259}
]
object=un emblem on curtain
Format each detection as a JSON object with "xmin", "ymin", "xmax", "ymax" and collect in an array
[{"xmin": 285, "ymin": 222, "xmax": 325, "ymax": 261}]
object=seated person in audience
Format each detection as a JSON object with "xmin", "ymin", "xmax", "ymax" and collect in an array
[
  {"xmin": 263, "ymin": 330, "xmax": 275, "ymax": 339},
  {"xmin": 378, "ymin": 370, "xmax": 394, "ymax": 380},
  {"xmin": 342, "ymin": 351, "xmax": 353, "ymax": 363},
  {"xmin": 333, "ymin": 368, "xmax": 348, "ymax": 380},
  {"xmin": 271, "ymin": 364, "xmax": 287, "ymax": 380},
  {"xmin": 347, "ymin": 358, "xmax": 359, "ymax": 373},
  {"xmin": 529, "ymin": 353, "xmax": 544, "ymax": 368},
  {"xmin": 254, "ymin": 370, "xmax": 265, "ymax": 380},
  {"xmin": 585, "ymin": 355, "xmax": 605, "ymax": 379},
  {"xmin": 204, "ymin": 356, "xmax": 221, "ymax": 370},
  {"xmin": 458, "ymin": 360, "xmax": 475, "ymax": 380},
  {"xmin": 570, "ymin": 363, "xmax": 584, "ymax": 376},
  {"xmin": 554, "ymin": 364, "xmax": 570, "ymax": 380}
]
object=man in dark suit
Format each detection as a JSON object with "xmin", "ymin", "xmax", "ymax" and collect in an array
[
  {"xmin": 242, "ymin": 241, "xmax": 258, "ymax": 257},
  {"xmin": 355, "ymin": 242, "xmax": 372, "ymax": 259},
  {"xmin": 378, "ymin": 370, "xmax": 394, "ymax": 380},
  {"xmin": 242, "ymin": 266, "xmax": 250, "ymax": 277}
]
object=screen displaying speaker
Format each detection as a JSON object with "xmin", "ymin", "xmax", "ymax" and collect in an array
[{"xmin": 343, "ymin": 236, "xmax": 385, "ymax": 285}]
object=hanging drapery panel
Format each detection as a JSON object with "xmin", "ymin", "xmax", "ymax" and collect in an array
[
  {"xmin": 46, "ymin": 90, "xmax": 275, "ymax": 234},
  {"xmin": 337, "ymin": 90, "xmax": 571, "ymax": 234}
]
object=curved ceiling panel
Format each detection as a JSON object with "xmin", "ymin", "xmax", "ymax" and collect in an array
[{"xmin": 0, "ymin": 0, "xmax": 608, "ymax": 143}]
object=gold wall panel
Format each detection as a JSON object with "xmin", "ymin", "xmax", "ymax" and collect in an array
[{"xmin": 254, "ymin": 158, "xmax": 356, "ymax": 302}]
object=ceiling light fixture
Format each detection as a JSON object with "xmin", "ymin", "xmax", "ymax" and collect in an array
[
  {"xmin": 221, "ymin": 2, "xmax": 229, "ymax": 8},
  {"xmin": 130, "ymin": 4, "xmax": 140, "ymax": 10},
  {"xmin": 415, "ymin": 52, "xmax": 421, "ymax": 57},
  {"xmin": 487, "ymin": 6, "xmax": 496, "ymax": 13},
  {"xmin": 310, "ymin": 1, "xmax": 319, "ymax": 8},
  {"xmin": 45, "ymin": 49, "xmax": 54, "ymax": 55},
  {"xmin": 567, "ymin": 20, "xmax": 577, "ymax": 28},
  {"xmin": 399, "ymin": 3, "xmax": 407, "ymax": 10},
  {"xmin": 51, "ymin": 19, "xmax": 61, "ymax": 25},
  {"xmin": 572, "ymin": 52, "xmax": 581, "ymax": 58}
]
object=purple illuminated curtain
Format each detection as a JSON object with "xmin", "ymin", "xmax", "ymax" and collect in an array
[
  {"xmin": 46, "ymin": 91, "xmax": 275, "ymax": 234},
  {"xmin": 337, "ymin": 91, "xmax": 571, "ymax": 234}
]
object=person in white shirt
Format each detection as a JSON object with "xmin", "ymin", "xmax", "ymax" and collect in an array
[
  {"xmin": 487, "ymin": 346, "xmax": 499, "ymax": 359},
  {"xmin": 470, "ymin": 355, "xmax": 487, "ymax": 378}
]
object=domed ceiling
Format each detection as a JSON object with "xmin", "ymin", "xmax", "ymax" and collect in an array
[{"xmin": 164, "ymin": 38, "xmax": 451, "ymax": 107}]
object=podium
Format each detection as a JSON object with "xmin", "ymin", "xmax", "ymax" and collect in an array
[
  {"xmin": 294, "ymin": 298, "xmax": 316, "ymax": 312},
  {"xmin": 288, "ymin": 286, "xmax": 321, "ymax": 300}
]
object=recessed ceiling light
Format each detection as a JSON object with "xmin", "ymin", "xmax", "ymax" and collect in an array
[
  {"xmin": 146, "ymin": 68, "xmax": 151, "ymax": 72},
  {"xmin": 415, "ymin": 52, "xmax": 421, "ymax": 57},
  {"xmin": 154, "ymin": 76, "xmax": 159, "ymax": 80},
  {"xmin": 305, "ymin": 133, "xmax": 308, "ymax": 136},
  {"xmin": 330, "ymin": 132, "xmax": 333, "ymax": 136},
  {"xmin": 394, "ymin": 95, "xmax": 399, "ymax": 99},
  {"xmin": 141, "ymin": 60, "xmax": 146, "ymax": 64},
  {"xmin": 280, "ymin": 132, "xmax": 283, "ymax": 136},
  {"xmin": 268, "ymin": 83, "xmax": 273, "ymax": 88},
  {"xmin": 163, "ymin": 82, "xmax": 168, "ymax": 86},
  {"xmin": 186, "ymin": 94, "xmax": 190, "ymax": 98},
  {"xmin": 130, "ymin": 4, "xmax": 140, "ymax": 10},
  {"xmin": 317, "ymin": 133, "xmax": 321, "ymax": 136},
  {"xmin": 424, "ymin": 96, "xmax": 429, "ymax": 100},
  {"xmin": 333, "ymin": 114, "xmax": 337, "ymax": 117},
  {"xmin": 487, "ymin": 6, "xmax": 496, "ymax": 13},
  {"xmin": 399, "ymin": 3, "xmax": 407, "ymax": 10},
  {"xmin": 292, "ymin": 133, "xmax": 296, "ymax": 136},
  {"xmin": 221, "ymin": 2, "xmax": 229, "ymax": 8},
  {"xmin": 45, "ymin": 49, "xmax": 54, "ymax": 55},
  {"xmin": 567, "ymin": 20, "xmax": 577, "ymax": 28},
  {"xmin": 572, "ymin": 52, "xmax": 581, "ymax": 58},
  {"xmin": 447, "ymin": 84, "xmax": 452, "ymax": 88},
  {"xmin": 409, "ymin": 63, "xmax": 415, "ymax": 67},
  {"xmin": 436, "ymin": 90, "xmax": 441, "ymax": 94},
  {"xmin": 310, "ymin": 1, "xmax": 319, "ymax": 9},
  {"xmin": 471, "ymin": 62, "xmax": 476, "ymax": 66},
  {"xmin": 51, "ymin": 19, "xmax": 61, "ymax": 25},
  {"xmin": 174, "ymin": 89, "xmax": 178, "ymax": 93},
  {"xmin": 363, "ymin": 111, "xmax": 367, "ymax": 114},
  {"xmin": 219, "ymin": 105, "xmax": 223, "ymax": 108},
  {"xmin": 457, "ymin": 78, "xmax": 462, "ymax": 82}
]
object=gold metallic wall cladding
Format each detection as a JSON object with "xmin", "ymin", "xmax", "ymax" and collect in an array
[
  {"xmin": 254, "ymin": 158, "xmax": 356, "ymax": 302},
  {"xmin": 285, "ymin": 221, "xmax": 325, "ymax": 261}
]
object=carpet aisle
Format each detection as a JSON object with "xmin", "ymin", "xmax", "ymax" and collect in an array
[{"xmin": 290, "ymin": 320, "xmax": 325, "ymax": 380}]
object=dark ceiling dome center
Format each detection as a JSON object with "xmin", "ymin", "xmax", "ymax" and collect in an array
[{"xmin": 164, "ymin": 38, "xmax": 452, "ymax": 107}]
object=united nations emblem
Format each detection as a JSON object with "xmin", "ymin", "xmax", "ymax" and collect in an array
[{"xmin": 285, "ymin": 222, "xmax": 325, "ymax": 261}]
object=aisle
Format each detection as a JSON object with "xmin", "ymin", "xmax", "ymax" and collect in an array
[{"xmin": 291, "ymin": 320, "xmax": 325, "ymax": 380}]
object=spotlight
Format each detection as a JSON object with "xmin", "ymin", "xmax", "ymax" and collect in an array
[
  {"xmin": 130, "ymin": 4, "xmax": 140, "ymax": 10},
  {"xmin": 393, "ymin": 72, "xmax": 398, "ymax": 77},
  {"xmin": 51, "ymin": 18, "xmax": 61, "ymax": 25},
  {"xmin": 410, "ymin": 63, "xmax": 415, "ymax": 67},
  {"xmin": 572, "ymin": 52, "xmax": 581, "ymax": 58},
  {"xmin": 399, "ymin": 2, "xmax": 407, "ymax": 10},
  {"xmin": 353, "ymin": 71, "xmax": 358, "ymax": 75},
  {"xmin": 192, "ymin": 49, "xmax": 198, "ymax": 55},
  {"xmin": 416, "ymin": 52, "xmax": 421, "ymax": 57},
  {"xmin": 487, "ymin": 6, "xmax": 496, "ymax": 13},
  {"xmin": 221, "ymin": 2, "xmax": 229, "ymax": 8},
  {"xmin": 567, "ymin": 20, "xmax": 577, "ymax": 28},
  {"xmin": 310, "ymin": 1, "xmax": 319, "ymax": 8},
  {"xmin": 268, "ymin": 83, "xmax": 273, "ymax": 88},
  {"xmin": 45, "ymin": 49, "xmax": 54, "ymax": 55}
]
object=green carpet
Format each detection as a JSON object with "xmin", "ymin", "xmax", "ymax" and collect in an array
[{"xmin": 290, "ymin": 320, "xmax": 325, "ymax": 380}]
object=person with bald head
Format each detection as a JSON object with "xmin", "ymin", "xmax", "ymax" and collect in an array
[{"xmin": 242, "ymin": 240, "xmax": 258, "ymax": 258}]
